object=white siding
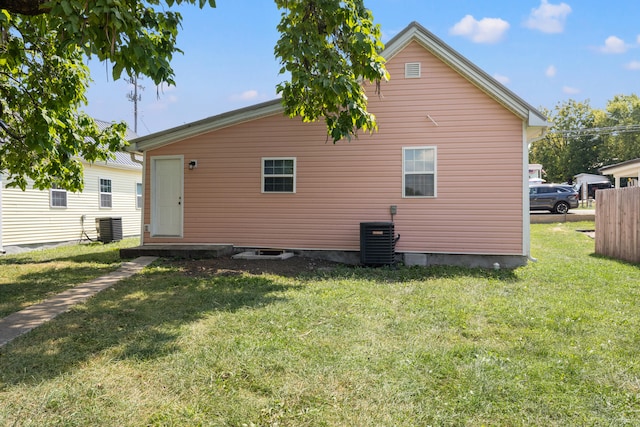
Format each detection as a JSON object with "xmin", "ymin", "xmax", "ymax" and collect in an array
[{"xmin": 1, "ymin": 163, "xmax": 141, "ymax": 247}]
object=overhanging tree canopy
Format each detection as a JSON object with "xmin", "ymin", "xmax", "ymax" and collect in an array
[{"xmin": 0, "ymin": 0, "xmax": 387, "ymax": 191}]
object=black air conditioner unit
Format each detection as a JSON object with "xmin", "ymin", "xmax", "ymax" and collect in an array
[
  {"xmin": 360, "ymin": 222, "xmax": 398, "ymax": 266},
  {"xmin": 96, "ymin": 217, "xmax": 123, "ymax": 243}
]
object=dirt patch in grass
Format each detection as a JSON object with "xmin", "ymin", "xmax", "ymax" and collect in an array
[
  {"xmin": 169, "ymin": 255, "xmax": 345, "ymax": 278},
  {"xmin": 576, "ymin": 229, "xmax": 596, "ymax": 239}
]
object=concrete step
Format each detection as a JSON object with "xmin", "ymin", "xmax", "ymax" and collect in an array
[{"xmin": 120, "ymin": 245, "xmax": 233, "ymax": 259}]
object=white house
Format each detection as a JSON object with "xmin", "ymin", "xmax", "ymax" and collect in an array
[
  {"xmin": 599, "ymin": 158, "xmax": 640, "ymax": 188},
  {"xmin": 0, "ymin": 123, "xmax": 142, "ymax": 254},
  {"xmin": 528, "ymin": 163, "xmax": 544, "ymax": 183}
]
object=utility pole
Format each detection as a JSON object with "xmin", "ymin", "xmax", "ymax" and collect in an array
[{"xmin": 125, "ymin": 74, "xmax": 144, "ymax": 133}]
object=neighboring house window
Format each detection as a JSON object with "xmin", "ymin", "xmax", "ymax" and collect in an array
[
  {"xmin": 262, "ymin": 158, "xmax": 296, "ymax": 193},
  {"xmin": 136, "ymin": 182, "xmax": 143, "ymax": 209},
  {"xmin": 403, "ymin": 147, "xmax": 436, "ymax": 197},
  {"xmin": 100, "ymin": 178, "xmax": 112, "ymax": 208},
  {"xmin": 50, "ymin": 184, "xmax": 67, "ymax": 208}
]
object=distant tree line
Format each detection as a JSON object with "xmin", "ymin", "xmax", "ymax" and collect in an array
[{"xmin": 529, "ymin": 94, "xmax": 640, "ymax": 184}]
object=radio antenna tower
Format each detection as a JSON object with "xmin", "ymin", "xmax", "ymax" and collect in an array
[{"xmin": 125, "ymin": 74, "xmax": 144, "ymax": 133}]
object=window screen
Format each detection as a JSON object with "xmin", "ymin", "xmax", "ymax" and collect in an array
[
  {"xmin": 403, "ymin": 147, "xmax": 436, "ymax": 197},
  {"xmin": 100, "ymin": 178, "xmax": 112, "ymax": 208},
  {"xmin": 50, "ymin": 184, "xmax": 67, "ymax": 208},
  {"xmin": 262, "ymin": 158, "xmax": 296, "ymax": 193}
]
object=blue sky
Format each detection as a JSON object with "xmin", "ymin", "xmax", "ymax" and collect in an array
[{"xmin": 84, "ymin": 0, "xmax": 640, "ymax": 136}]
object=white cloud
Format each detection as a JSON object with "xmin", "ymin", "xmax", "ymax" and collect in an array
[
  {"xmin": 229, "ymin": 90, "xmax": 259, "ymax": 102},
  {"xmin": 626, "ymin": 61, "xmax": 640, "ymax": 70},
  {"xmin": 493, "ymin": 74, "xmax": 510, "ymax": 85},
  {"xmin": 524, "ymin": 0, "xmax": 572, "ymax": 34},
  {"xmin": 599, "ymin": 36, "xmax": 629, "ymax": 54},
  {"xmin": 637, "ymin": 35, "xmax": 640, "ymax": 45},
  {"xmin": 449, "ymin": 15, "xmax": 510, "ymax": 44},
  {"xmin": 148, "ymin": 95, "xmax": 178, "ymax": 112},
  {"xmin": 156, "ymin": 82, "xmax": 176, "ymax": 94},
  {"xmin": 562, "ymin": 86, "xmax": 581, "ymax": 95},
  {"xmin": 147, "ymin": 83, "xmax": 178, "ymax": 112},
  {"xmin": 545, "ymin": 65, "xmax": 557, "ymax": 77}
]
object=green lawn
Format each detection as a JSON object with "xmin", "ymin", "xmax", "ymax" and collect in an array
[
  {"xmin": 0, "ymin": 238, "xmax": 139, "ymax": 318},
  {"xmin": 1, "ymin": 223, "xmax": 639, "ymax": 426}
]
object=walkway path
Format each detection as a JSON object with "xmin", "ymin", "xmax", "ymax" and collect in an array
[{"xmin": 0, "ymin": 256, "xmax": 158, "ymax": 348}]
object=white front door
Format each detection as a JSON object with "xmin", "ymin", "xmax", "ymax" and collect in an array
[{"xmin": 151, "ymin": 156, "xmax": 183, "ymax": 237}]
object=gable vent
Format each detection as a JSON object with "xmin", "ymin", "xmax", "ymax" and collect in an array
[{"xmin": 405, "ymin": 62, "xmax": 421, "ymax": 78}]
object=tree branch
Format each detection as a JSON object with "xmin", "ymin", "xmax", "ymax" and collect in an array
[{"xmin": 0, "ymin": 0, "xmax": 50, "ymax": 15}]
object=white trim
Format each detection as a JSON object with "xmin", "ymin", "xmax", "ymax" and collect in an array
[
  {"xmin": 383, "ymin": 22, "xmax": 548, "ymax": 127},
  {"xmin": 49, "ymin": 185, "xmax": 68, "ymax": 209},
  {"xmin": 523, "ymin": 122, "xmax": 531, "ymax": 258},
  {"xmin": 150, "ymin": 155, "xmax": 184, "ymax": 238},
  {"xmin": 135, "ymin": 182, "xmax": 143, "ymax": 210},
  {"xmin": 130, "ymin": 100, "xmax": 283, "ymax": 153},
  {"xmin": 83, "ymin": 160, "xmax": 142, "ymax": 172},
  {"xmin": 402, "ymin": 146, "xmax": 437, "ymax": 198},
  {"xmin": 139, "ymin": 154, "xmax": 147, "ymax": 246},
  {"xmin": 261, "ymin": 157, "xmax": 297, "ymax": 194},
  {"xmin": 0, "ymin": 174, "xmax": 3, "ymax": 253},
  {"xmin": 405, "ymin": 62, "xmax": 421, "ymax": 78},
  {"xmin": 98, "ymin": 177, "xmax": 113, "ymax": 209},
  {"xmin": 126, "ymin": 23, "xmax": 549, "ymax": 155}
]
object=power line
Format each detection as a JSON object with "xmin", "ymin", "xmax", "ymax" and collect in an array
[{"xmin": 548, "ymin": 124, "xmax": 640, "ymax": 137}]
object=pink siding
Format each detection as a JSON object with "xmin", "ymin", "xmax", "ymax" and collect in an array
[{"xmin": 144, "ymin": 41, "xmax": 525, "ymax": 255}]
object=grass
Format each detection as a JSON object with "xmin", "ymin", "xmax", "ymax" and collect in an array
[
  {"xmin": 1, "ymin": 223, "xmax": 640, "ymax": 426},
  {"xmin": 0, "ymin": 238, "xmax": 138, "ymax": 318}
]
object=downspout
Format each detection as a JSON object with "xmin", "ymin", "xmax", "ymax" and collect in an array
[
  {"xmin": 525, "ymin": 127, "xmax": 548, "ymax": 263},
  {"xmin": 130, "ymin": 151, "xmax": 145, "ymax": 246},
  {"xmin": 130, "ymin": 152, "xmax": 143, "ymax": 165},
  {"xmin": 0, "ymin": 121, "xmax": 8, "ymax": 254},
  {"xmin": 0, "ymin": 172, "xmax": 4, "ymax": 254}
]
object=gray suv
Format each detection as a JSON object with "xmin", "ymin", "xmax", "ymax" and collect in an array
[{"xmin": 530, "ymin": 184, "xmax": 579, "ymax": 214}]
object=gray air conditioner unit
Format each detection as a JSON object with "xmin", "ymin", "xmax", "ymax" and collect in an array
[
  {"xmin": 96, "ymin": 217, "xmax": 123, "ymax": 243},
  {"xmin": 360, "ymin": 222, "xmax": 399, "ymax": 266}
]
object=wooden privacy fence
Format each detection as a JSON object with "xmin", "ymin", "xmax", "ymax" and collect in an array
[{"xmin": 596, "ymin": 187, "xmax": 640, "ymax": 263}]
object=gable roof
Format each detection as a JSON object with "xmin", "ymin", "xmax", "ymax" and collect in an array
[
  {"xmin": 129, "ymin": 99, "xmax": 283, "ymax": 153},
  {"xmin": 128, "ymin": 21, "xmax": 548, "ymax": 153},
  {"xmin": 599, "ymin": 158, "xmax": 640, "ymax": 176},
  {"xmin": 384, "ymin": 22, "xmax": 548, "ymax": 128}
]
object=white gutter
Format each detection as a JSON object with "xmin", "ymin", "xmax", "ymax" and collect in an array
[{"xmin": 0, "ymin": 173, "xmax": 3, "ymax": 254}]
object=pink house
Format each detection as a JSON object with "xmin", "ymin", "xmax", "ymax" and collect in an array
[{"xmin": 126, "ymin": 22, "xmax": 548, "ymax": 268}]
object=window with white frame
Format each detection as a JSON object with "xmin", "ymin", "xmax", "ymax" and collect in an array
[
  {"xmin": 403, "ymin": 147, "xmax": 436, "ymax": 197},
  {"xmin": 262, "ymin": 158, "xmax": 296, "ymax": 193},
  {"xmin": 50, "ymin": 184, "xmax": 67, "ymax": 208},
  {"xmin": 136, "ymin": 182, "xmax": 143, "ymax": 209},
  {"xmin": 99, "ymin": 178, "xmax": 112, "ymax": 208}
]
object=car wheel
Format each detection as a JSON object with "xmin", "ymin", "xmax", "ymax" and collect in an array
[{"xmin": 554, "ymin": 201, "xmax": 570, "ymax": 214}]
